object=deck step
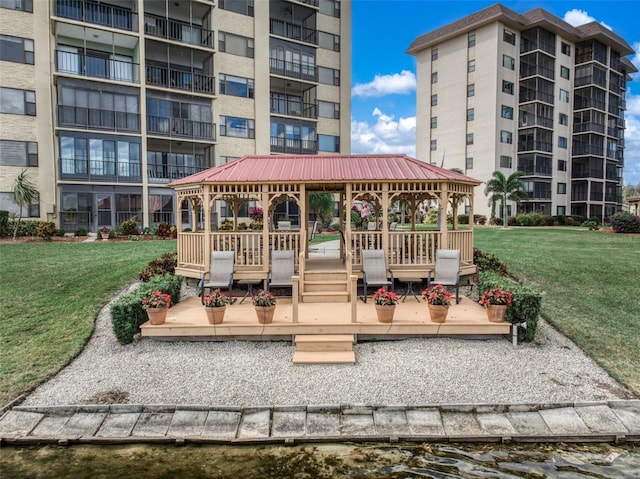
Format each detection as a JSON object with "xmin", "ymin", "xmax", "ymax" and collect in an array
[
  {"xmin": 295, "ymin": 334, "xmax": 354, "ymax": 352},
  {"xmin": 292, "ymin": 351, "xmax": 356, "ymax": 364},
  {"xmin": 300, "ymin": 291, "xmax": 349, "ymax": 303}
]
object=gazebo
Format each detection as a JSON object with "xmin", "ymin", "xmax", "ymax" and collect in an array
[{"xmin": 169, "ymin": 154, "xmax": 481, "ymax": 302}]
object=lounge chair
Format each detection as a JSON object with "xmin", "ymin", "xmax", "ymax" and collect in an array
[
  {"xmin": 427, "ymin": 249, "xmax": 461, "ymax": 304},
  {"xmin": 200, "ymin": 251, "xmax": 235, "ymax": 304},
  {"xmin": 361, "ymin": 249, "xmax": 394, "ymax": 303},
  {"xmin": 267, "ymin": 249, "xmax": 295, "ymax": 296}
]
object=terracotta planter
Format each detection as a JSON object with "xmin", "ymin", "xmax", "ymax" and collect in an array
[
  {"xmin": 427, "ymin": 304, "xmax": 449, "ymax": 323},
  {"xmin": 375, "ymin": 304, "xmax": 396, "ymax": 323},
  {"xmin": 146, "ymin": 307, "xmax": 168, "ymax": 325},
  {"xmin": 255, "ymin": 305, "xmax": 276, "ymax": 324},
  {"xmin": 485, "ymin": 304, "xmax": 508, "ymax": 322},
  {"xmin": 205, "ymin": 305, "xmax": 226, "ymax": 325}
]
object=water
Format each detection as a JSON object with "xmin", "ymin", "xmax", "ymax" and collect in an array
[{"xmin": 1, "ymin": 442, "xmax": 639, "ymax": 478}]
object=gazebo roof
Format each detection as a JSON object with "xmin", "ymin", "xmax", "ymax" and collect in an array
[{"xmin": 169, "ymin": 154, "xmax": 481, "ymax": 187}]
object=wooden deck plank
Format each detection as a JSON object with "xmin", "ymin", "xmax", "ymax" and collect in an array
[{"xmin": 292, "ymin": 351, "xmax": 356, "ymax": 364}]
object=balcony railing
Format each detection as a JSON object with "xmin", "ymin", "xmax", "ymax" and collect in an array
[
  {"xmin": 518, "ymin": 166, "xmax": 553, "ymax": 176},
  {"xmin": 571, "ymin": 168, "xmax": 604, "ymax": 179},
  {"xmin": 145, "ymin": 65, "xmax": 215, "ymax": 94},
  {"xmin": 56, "ymin": 49, "xmax": 139, "ymax": 83},
  {"xmin": 574, "ymin": 75, "xmax": 607, "ymax": 88},
  {"xmin": 573, "ymin": 122, "xmax": 605, "ymax": 134},
  {"xmin": 144, "ymin": 13, "xmax": 214, "ymax": 48},
  {"xmin": 270, "ymin": 136, "xmax": 318, "ymax": 154},
  {"xmin": 57, "ymin": 105, "xmax": 140, "ymax": 132},
  {"xmin": 60, "ymin": 158, "xmax": 142, "ymax": 181},
  {"xmin": 270, "ymin": 18, "xmax": 318, "ymax": 44},
  {"xmin": 571, "ymin": 192, "xmax": 588, "ymax": 201},
  {"xmin": 148, "ymin": 164, "xmax": 208, "ymax": 182},
  {"xmin": 605, "ymin": 194, "xmax": 622, "ymax": 203},
  {"xmin": 518, "ymin": 90, "xmax": 554, "ymax": 104},
  {"xmin": 269, "ymin": 58, "xmax": 317, "ymax": 82},
  {"xmin": 520, "ymin": 39, "xmax": 555, "ymax": 55},
  {"xmin": 574, "ymin": 99, "xmax": 606, "ymax": 111},
  {"xmin": 147, "ymin": 115, "xmax": 215, "ymax": 141},
  {"xmin": 572, "ymin": 145, "xmax": 604, "ymax": 156},
  {"xmin": 270, "ymin": 96, "xmax": 317, "ymax": 118},
  {"xmin": 517, "ymin": 140, "xmax": 552, "ymax": 153},
  {"xmin": 518, "ymin": 116, "xmax": 553, "ymax": 129},
  {"xmin": 298, "ymin": 0, "xmax": 319, "ymax": 6},
  {"xmin": 519, "ymin": 64, "xmax": 554, "ymax": 80},
  {"xmin": 526, "ymin": 191, "xmax": 552, "ymax": 200},
  {"xmin": 55, "ymin": 0, "xmax": 137, "ymax": 32}
]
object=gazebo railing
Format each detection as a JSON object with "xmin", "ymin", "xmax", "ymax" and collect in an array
[
  {"xmin": 388, "ymin": 231, "xmax": 439, "ymax": 266},
  {"xmin": 177, "ymin": 232, "xmax": 205, "ymax": 270},
  {"xmin": 447, "ymin": 230, "xmax": 474, "ymax": 263}
]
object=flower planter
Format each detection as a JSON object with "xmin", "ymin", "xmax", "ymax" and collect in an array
[
  {"xmin": 427, "ymin": 304, "xmax": 449, "ymax": 323},
  {"xmin": 146, "ymin": 307, "xmax": 168, "ymax": 325},
  {"xmin": 255, "ymin": 305, "xmax": 276, "ymax": 324},
  {"xmin": 205, "ymin": 305, "xmax": 226, "ymax": 325},
  {"xmin": 485, "ymin": 304, "xmax": 508, "ymax": 322},
  {"xmin": 375, "ymin": 304, "xmax": 396, "ymax": 323}
]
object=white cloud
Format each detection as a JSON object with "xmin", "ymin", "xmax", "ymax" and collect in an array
[
  {"xmin": 631, "ymin": 42, "xmax": 640, "ymax": 80},
  {"xmin": 563, "ymin": 9, "xmax": 612, "ymax": 30},
  {"xmin": 623, "ymin": 92, "xmax": 640, "ymax": 185},
  {"xmin": 351, "ymin": 108, "xmax": 416, "ymax": 156},
  {"xmin": 352, "ymin": 70, "xmax": 416, "ymax": 98}
]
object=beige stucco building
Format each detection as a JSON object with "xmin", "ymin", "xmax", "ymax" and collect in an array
[
  {"xmin": 408, "ymin": 4, "xmax": 636, "ymax": 221},
  {"xmin": 0, "ymin": 0, "xmax": 351, "ymax": 231}
]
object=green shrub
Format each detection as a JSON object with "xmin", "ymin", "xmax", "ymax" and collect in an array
[
  {"xmin": 515, "ymin": 213, "xmax": 532, "ymax": 226},
  {"xmin": 474, "ymin": 214, "xmax": 487, "ymax": 225},
  {"xmin": 56, "ymin": 228, "xmax": 66, "ymax": 237},
  {"xmin": 156, "ymin": 222, "xmax": 172, "ymax": 238},
  {"xmin": 583, "ymin": 220, "xmax": 600, "ymax": 231},
  {"xmin": 110, "ymin": 274, "xmax": 183, "ymax": 344},
  {"xmin": 610, "ymin": 211, "xmax": 640, "ymax": 233},
  {"xmin": 457, "ymin": 214, "xmax": 469, "ymax": 224},
  {"xmin": 478, "ymin": 271, "xmax": 542, "ymax": 342},
  {"xmin": 543, "ymin": 215, "xmax": 555, "ymax": 226},
  {"xmin": 0, "ymin": 210, "xmax": 9, "ymax": 237},
  {"xmin": 473, "ymin": 248, "xmax": 509, "ymax": 276},
  {"xmin": 555, "ymin": 215, "xmax": 566, "ymax": 225},
  {"xmin": 36, "ymin": 221, "xmax": 57, "ymax": 240},
  {"xmin": 138, "ymin": 252, "xmax": 178, "ymax": 282},
  {"xmin": 119, "ymin": 219, "xmax": 140, "ymax": 236},
  {"xmin": 75, "ymin": 227, "xmax": 88, "ymax": 236},
  {"xmin": 108, "ymin": 228, "xmax": 116, "ymax": 239},
  {"xmin": 565, "ymin": 217, "xmax": 575, "ymax": 226},
  {"xmin": 9, "ymin": 219, "xmax": 39, "ymax": 236},
  {"xmin": 588, "ymin": 216, "xmax": 601, "ymax": 225}
]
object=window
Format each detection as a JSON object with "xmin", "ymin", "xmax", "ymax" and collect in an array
[
  {"xmin": 561, "ymin": 66, "xmax": 570, "ymax": 80},
  {"xmin": 467, "ymin": 59, "xmax": 475, "ymax": 72},
  {"xmin": 559, "ymin": 113, "xmax": 568, "ymax": 126},
  {"xmin": 318, "ymin": 31, "xmax": 340, "ymax": 52},
  {"xmin": 431, "ymin": 94, "xmax": 437, "ymax": 106},
  {"xmin": 149, "ymin": 194, "xmax": 173, "ymax": 225},
  {"xmin": 467, "ymin": 84, "xmax": 475, "ymax": 97},
  {"xmin": 557, "ymin": 182, "xmax": 566, "ymax": 194},
  {"xmin": 59, "ymin": 86, "xmax": 140, "ymax": 131},
  {"xmin": 0, "ymin": 34, "xmax": 34, "ymax": 64},
  {"xmin": 561, "ymin": 42, "xmax": 571, "ymax": 56},
  {"xmin": 468, "ymin": 33, "xmax": 476, "ymax": 47},
  {"xmin": 219, "ymin": 156, "xmax": 240, "ymax": 165},
  {"xmin": 0, "ymin": 87, "xmax": 35, "ymax": 115},
  {"xmin": 466, "ymin": 157, "xmax": 473, "ymax": 169},
  {"xmin": 0, "ymin": 0, "xmax": 32, "ymax": 12},
  {"xmin": 318, "ymin": 134, "xmax": 339, "ymax": 152},
  {"xmin": 560, "ymin": 89, "xmax": 570, "ymax": 102},
  {"xmin": 502, "ymin": 80, "xmax": 514, "ymax": 95},
  {"xmin": 430, "ymin": 116, "xmax": 437, "ymax": 129},
  {"xmin": 558, "ymin": 136, "xmax": 567, "ymax": 148},
  {"xmin": 431, "ymin": 48, "xmax": 438, "ymax": 61},
  {"xmin": 219, "ymin": 74, "xmax": 254, "ymax": 98},
  {"xmin": 318, "ymin": 100, "xmax": 340, "ymax": 119},
  {"xmin": 466, "ymin": 133, "xmax": 473, "ymax": 145},
  {"xmin": 430, "ymin": 139, "xmax": 437, "ymax": 151},
  {"xmin": 319, "ymin": 0, "xmax": 340, "ymax": 18},
  {"xmin": 220, "ymin": 116, "xmax": 255, "ymax": 138},
  {"xmin": 218, "ymin": 32, "xmax": 254, "ymax": 58},
  {"xmin": 318, "ymin": 66, "xmax": 339, "ymax": 86},
  {"xmin": 557, "ymin": 206, "xmax": 566, "ymax": 216},
  {"xmin": 503, "ymin": 29, "xmax": 516, "ymax": 45},
  {"xmin": 501, "ymin": 105, "xmax": 513, "ymax": 119},
  {"xmin": 466, "ymin": 108, "xmax": 474, "ymax": 121},
  {"xmin": 503, "ymin": 55, "xmax": 515, "ymax": 70},
  {"xmin": 60, "ymin": 134, "xmax": 140, "ymax": 177},
  {"xmin": 500, "ymin": 130, "xmax": 512, "ymax": 144},
  {"xmin": 0, "ymin": 192, "xmax": 38, "ymax": 217},
  {"xmin": 0, "ymin": 140, "xmax": 37, "ymax": 166},
  {"xmin": 500, "ymin": 155, "xmax": 512, "ymax": 168},
  {"xmin": 558, "ymin": 159, "xmax": 567, "ymax": 171},
  {"xmin": 431, "ymin": 72, "xmax": 437, "ymax": 84},
  {"xmin": 219, "ymin": 0, "xmax": 254, "ymax": 15}
]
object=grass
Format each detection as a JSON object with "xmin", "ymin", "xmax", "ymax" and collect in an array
[
  {"xmin": 310, "ymin": 233, "xmax": 340, "ymax": 244},
  {"xmin": 0, "ymin": 240, "xmax": 176, "ymax": 405},
  {"xmin": 475, "ymin": 227, "xmax": 640, "ymax": 395}
]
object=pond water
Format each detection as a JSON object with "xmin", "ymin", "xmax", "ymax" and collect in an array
[{"xmin": 1, "ymin": 442, "xmax": 639, "ymax": 478}]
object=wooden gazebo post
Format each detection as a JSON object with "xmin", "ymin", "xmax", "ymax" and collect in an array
[{"xmin": 203, "ymin": 183, "xmax": 212, "ymax": 273}]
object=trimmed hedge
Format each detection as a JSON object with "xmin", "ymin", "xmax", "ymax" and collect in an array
[
  {"xmin": 110, "ymin": 274, "xmax": 183, "ymax": 344},
  {"xmin": 610, "ymin": 211, "xmax": 640, "ymax": 233},
  {"xmin": 478, "ymin": 271, "xmax": 543, "ymax": 342}
]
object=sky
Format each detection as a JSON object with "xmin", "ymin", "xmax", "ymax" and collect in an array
[{"xmin": 349, "ymin": 0, "xmax": 640, "ymax": 186}]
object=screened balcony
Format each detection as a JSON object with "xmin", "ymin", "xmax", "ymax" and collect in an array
[{"xmin": 55, "ymin": 0, "xmax": 138, "ymax": 32}]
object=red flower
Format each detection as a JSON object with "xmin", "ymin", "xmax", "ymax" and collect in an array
[
  {"xmin": 372, "ymin": 288, "xmax": 399, "ymax": 306},
  {"xmin": 479, "ymin": 286, "xmax": 512, "ymax": 306},
  {"xmin": 421, "ymin": 284, "xmax": 453, "ymax": 305}
]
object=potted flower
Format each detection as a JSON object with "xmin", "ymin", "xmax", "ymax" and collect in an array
[
  {"xmin": 422, "ymin": 284, "xmax": 453, "ymax": 323},
  {"xmin": 203, "ymin": 288, "xmax": 230, "ymax": 325},
  {"xmin": 142, "ymin": 290, "xmax": 172, "ymax": 325},
  {"xmin": 479, "ymin": 286, "xmax": 513, "ymax": 322},
  {"xmin": 252, "ymin": 289, "xmax": 276, "ymax": 324},
  {"xmin": 98, "ymin": 226, "xmax": 110, "ymax": 241},
  {"xmin": 371, "ymin": 288, "xmax": 399, "ymax": 323}
]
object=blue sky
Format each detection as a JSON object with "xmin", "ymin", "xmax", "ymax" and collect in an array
[{"xmin": 349, "ymin": 0, "xmax": 640, "ymax": 186}]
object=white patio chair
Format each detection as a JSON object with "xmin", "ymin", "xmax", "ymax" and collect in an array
[
  {"xmin": 267, "ymin": 249, "xmax": 295, "ymax": 296},
  {"xmin": 361, "ymin": 249, "xmax": 394, "ymax": 303},
  {"xmin": 427, "ymin": 249, "xmax": 461, "ymax": 304},
  {"xmin": 200, "ymin": 250, "xmax": 235, "ymax": 304}
]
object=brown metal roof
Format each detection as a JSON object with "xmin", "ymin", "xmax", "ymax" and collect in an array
[{"xmin": 169, "ymin": 154, "xmax": 481, "ymax": 187}]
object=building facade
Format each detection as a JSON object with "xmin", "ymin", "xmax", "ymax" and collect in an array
[
  {"xmin": 0, "ymin": 0, "xmax": 351, "ymax": 231},
  {"xmin": 408, "ymin": 4, "xmax": 636, "ymax": 221}
]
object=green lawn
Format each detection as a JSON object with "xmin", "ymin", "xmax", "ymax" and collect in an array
[
  {"xmin": 475, "ymin": 227, "xmax": 640, "ymax": 394},
  {"xmin": 0, "ymin": 240, "xmax": 176, "ymax": 405}
]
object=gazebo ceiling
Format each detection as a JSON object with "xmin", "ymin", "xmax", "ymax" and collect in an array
[{"xmin": 169, "ymin": 154, "xmax": 482, "ymax": 187}]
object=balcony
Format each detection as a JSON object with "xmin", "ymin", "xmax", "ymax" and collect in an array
[
  {"xmin": 605, "ymin": 193, "xmax": 622, "ymax": 203},
  {"xmin": 60, "ymin": 157, "xmax": 142, "ymax": 182},
  {"xmin": 518, "ymin": 115, "xmax": 553, "ymax": 129},
  {"xmin": 270, "ymin": 136, "xmax": 317, "ymax": 154},
  {"xmin": 517, "ymin": 140, "xmax": 552, "ymax": 153},
  {"xmin": 57, "ymin": 105, "xmax": 140, "ymax": 132},
  {"xmin": 148, "ymin": 164, "xmax": 208, "ymax": 183},
  {"xmin": 270, "ymin": 18, "xmax": 317, "ymax": 44},
  {"xmin": 518, "ymin": 90, "xmax": 554, "ymax": 104},
  {"xmin": 571, "ymin": 168, "xmax": 604, "ymax": 179},
  {"xmin": 518, "ymin": 166, "xmax": 553, "ymax": 177},
  {"xmin": 270, "ymin": 58, "xmax": 317, "ymax": 82},
  {"xmin": 573, "ymin": 122, "xmax": 605, "ymax": 134},
  {"xmin": 146, "ymin": 65, "xmax": 215, "ymax": 95},
  {"xmin": 55, "ymin": 49, "xmax": 139, "ymax": 83},
  {"xmin": 519, "ymin": 64, "xmax": 554, "ymax": 81},
  {"xmin": 147, "ymin": 116, "xmax": 215, "ymax": 141},
  {"xmin": 144, "ymin": 13, "xmax": 214, "ymax": 48},
  {"xmin": 270, "ymin": 96, "xmax": 316, "ymax": 119},
  {"xmin": 520, "ymin": 39, "xmax": 555, "ymax": 56},
  {"xmin": 55, "ymin": 0, "xmax": 138, "ymax": 32},
  {"xmin": 572, "ymin": 145, "xmax": 604, "ymax": 156}
]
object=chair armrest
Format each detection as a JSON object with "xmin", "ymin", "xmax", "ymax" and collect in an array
[
  {"xmin": 389, "ymin": 270, "xmax": 394, "ymax": 282},
  {"xmin": 362, "ymin": 271, "xmax": 368, "ymax": 285}
]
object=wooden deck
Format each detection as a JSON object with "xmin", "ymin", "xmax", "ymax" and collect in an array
[{"xmin": 140, "ymin": 296, "xmax": 511, "ymax": 340}]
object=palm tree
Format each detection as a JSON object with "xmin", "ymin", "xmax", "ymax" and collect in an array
[
  {"xmin": 12, "ymin": 169, "xmax": 39, "ymax": 239},
  {"xmin": 309, "ymin": 193, "xmax": 334, "ymax": 225},
  {"xmin": 484, "ymin": 171, "xmax": 527, "ymax": 228}
]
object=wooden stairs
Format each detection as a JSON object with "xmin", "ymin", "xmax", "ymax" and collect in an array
[
  {"xmin": 301, "ymin": 270, "xmax": 350, "ymax": 303},
  {"xmin": 292, "ymin": 334, "xmax": 356, "ymax": 364}
]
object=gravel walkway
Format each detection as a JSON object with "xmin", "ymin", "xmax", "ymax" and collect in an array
[{"xmin": 22, "ymin": 280, "xmax": 635, "ymax": 407}]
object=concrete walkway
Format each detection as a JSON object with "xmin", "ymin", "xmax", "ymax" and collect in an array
[{"xmin": 2, "ymin": 401, "xmax": 639, "ymax": 446}]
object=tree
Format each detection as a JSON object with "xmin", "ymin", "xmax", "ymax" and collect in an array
[
  {"xmin": 309, "ymin": 193, "xmax": 334, "ymax": 225},
  {"xmin": 12, "ymin": 169, "xmax": 39, "ymax": 239},
  {"xmin": 484, "ymin": 171, "xmax": 528, "ymax": 228}
]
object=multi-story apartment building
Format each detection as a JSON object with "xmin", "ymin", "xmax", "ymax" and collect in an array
[
  {"xmin": 408, "ymin": 4, "xmax": 636, "ymax": 221},
  {"xmin": 0, "ymin": 0, "xmax": 351, "ymax": 231}
]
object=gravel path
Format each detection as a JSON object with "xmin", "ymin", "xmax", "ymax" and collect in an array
[{"xmin": 22, "ymin": 281, "xmax": 635, "ymax": 407}]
